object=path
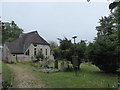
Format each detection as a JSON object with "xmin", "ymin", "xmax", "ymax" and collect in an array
[{"xmin": 7, "ymin": 64, "xmax": 46, "ymax": 88}]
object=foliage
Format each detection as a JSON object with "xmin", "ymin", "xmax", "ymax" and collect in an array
[
  {"xmin": 53, "ymin": 37, "xmax": 87, "ymax": 70},
  {"xmin": 2, "ymin": 21, "xmax": 23, "ymax": 44},
  {"xmin": 35, "ymin": 50, "xmax": 44, "ymax": 61},
  {"xmin": 56, "ymin": 38, "xmax": 87, "ymax": 61},
  {"xmin": 89, "ymin": 38, "xmax": 119, "ymax": 72},
  {"xmin": 49, "ymin": 41, "xmax": 58, "ymax": 50},
  {"xmin": 58, "ymin": 37, "xmax": 72, "ymax": 50},
  {"xmin": 96, "ymin": 16, "xmax": 115, "ymax": 37},
  {"xmin": 2, "ymin": 63, "xmax": 13, "ymax": 89},
  {"xmin": 109, "ymin": 1, "xmax": 120, "ymax": 10},
  {"xmin": 111, "ymin": 4, "xmax": 120, "ymax": 46},
  {"xmin": 88, "ymin": 14, "xmax": 119, "ymax": 73}
]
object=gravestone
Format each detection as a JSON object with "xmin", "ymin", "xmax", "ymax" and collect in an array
[
  {"xmin": 60, "ymin": 61, "xmax": 65, "ymax": 71},
  {"xmin": 65, "ymin": 61, "xmax": 69, "ymax": 69},
  {"xmin": 72, "ymin": 56, "xmax": 78, "ymax": 67},
  {"xmin": 72, "ymin": 56, "xmax": 79, "ymax": 75},
  {"xmin": 54, "ymin": 60, "xmax": 58, "ymax": 69}
]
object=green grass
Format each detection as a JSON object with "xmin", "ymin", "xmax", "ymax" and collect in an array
[
  {"xmin": 15, "ymin": 62, "xmax": 118, "ymax": 88},
  {"xmin": 0, "ymin": 61, "xmax": 2, "ymax": 71},
  {"xmin": 2, "ymin": 62, "xmax": 14, "ymax": 89}
]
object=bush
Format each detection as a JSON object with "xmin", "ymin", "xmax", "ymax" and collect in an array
[{"xmin": 88, "ymin": 38, "xmax": 119, "ymax": 73}]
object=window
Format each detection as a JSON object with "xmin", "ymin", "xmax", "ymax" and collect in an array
[
  {"xmin": 25, "ymin": 49, "xmax": 29, "ymax": 55},
  {"xmin": 46, "ymin": 49, "xmax": 47, "ymax": 55},
  {"xmin": 34, "ymin": 48, "xmax": 37, "ymax": 55}
]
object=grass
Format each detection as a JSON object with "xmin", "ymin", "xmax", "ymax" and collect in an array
[
  {"xmin": 2, "ymin": 62, "xmax": 14, "ymax": 89},
  {"xmin": 14, "ymin": 62, "xmax": 118, "ymax": 88}
]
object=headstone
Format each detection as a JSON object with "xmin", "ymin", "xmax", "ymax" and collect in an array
[
  {"xmin": 72, "ymin": 56, "xmax": 79, "ymax": 76},
  {"xmin": 54, "ymin": 60, "xmax": 58, "ymax": 69},
  {"xmin": 72, "ymin": 56, "xmax": 78, "ymax": 67},
  {"xmin": 60, "ymin": 61, "xmax": 65, "ymax": 71},
  {"xmin": 65, "ymin": 61, "xmax": 69, "ymax": 68}
]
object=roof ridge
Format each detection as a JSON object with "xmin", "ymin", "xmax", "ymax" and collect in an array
[
  {"xmin": 6, "ymin": 31, "xmax": 49, "ymax": 54},
  {"xmin": 23, "ymin": 31, "xmax": 37, "ymax": 35}
]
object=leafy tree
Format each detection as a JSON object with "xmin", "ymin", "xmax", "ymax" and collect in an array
[
  {"xmin": 89, "ymin": 15, "xmax": 119, "ymax": 73},
  {"xmin": 2, "ymin": 21, "xmax": 23, "ymax": 44},
  {"xmin": 91, "ymin": 38, "xmax": 118, "ymax": 72},
  {"xmin": 53, "ymin": 47, "xmax": 62, "ymax": 59},
  {"xmin": 109, "ymin": 1, "xmax": 120, "ymax": 10},
  {"xmin": 96, "ymin": 16, "xmax": 115, "ymax": 37},
  {"xmin": 49, "ymin": 41, "xmax": 58, "ymax": 50},
  {"xmin": 58, "ymin": 37, "xmax": 72, "ymax": 50},
  {"xmin": 56, "ymin": 37, "xmax": 87, "ymax": 70},
  {"xmin": 113, "ymin": 4, "xmax": 120, "ymax": 67}
]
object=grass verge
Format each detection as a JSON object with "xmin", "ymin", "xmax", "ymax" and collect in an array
[{"xmin": 2, "ymin": 62, "xmax": 14, "ymax": 89}]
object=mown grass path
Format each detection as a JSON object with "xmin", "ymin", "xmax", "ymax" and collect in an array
[{"xmin": 7, "ymin": 64, "xmax": 46, "ymax": 88}]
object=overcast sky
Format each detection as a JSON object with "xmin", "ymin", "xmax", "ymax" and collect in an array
[{"xmin": 2, "ymin": 2, "xmax": 111, "ymax": 44}]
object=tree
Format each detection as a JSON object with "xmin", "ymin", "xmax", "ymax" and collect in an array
[
  {"xmin": 53, "ymin": 47, "xmax": 62, "ymax": 59},
  {"xmin": 56, "ymin": 37, "xmax": 87, "ymax": 70},
  {"xmin": 2, "ymin": 21, "xmax": 23, "ymax": 44},
  {"xmin": 49, "ymin": 41, "xmax": 58, "ymax": 50},
  {"xmin": 91, "ymin": 38, "xmax": 118, "ymax": 72},
  {"xmin": 89, "ymin": 15, "xmax": 119, "ymax": 73},
  {"xmin": 109, "ymin": 1, "xmax": 120, "ymax": 10},
  {"xmin": 113, "ymin": 4, "xmax": 120, "ymax": 68},
  {"xmin": 96, "ymin": 16, "xmax": 115, "ymax": 37}
]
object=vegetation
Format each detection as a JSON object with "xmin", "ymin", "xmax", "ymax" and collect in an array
[
  {"xmin": 50, "ymin": 1, "xmax": 120, "ymax": 73},
  {"xmin": 87, "ymin": 3, "xmax": 120, "ymax": 73},
  {"xmin": 2, "ymin": 21, "xmax": 23, "ymax": 44},
  {"xmin": 35, "ymin": 50, "xmax": 44, "ymax": 61},
  {"xmin": 87, "ymin": 15, "xmax": 119, "ymax": 73},
  {"xmin": 13, "ymin": 62, "xmax": 118, "ymax": 88},
  {"xmin": 52, "ymin": 38, "xmax": 87, "ymax": 70},
  {"xmin": 2, "ymin": 0, "xmax": 120, "ymax": 88},
  {"xmin": 2, "ymin": 63, "xmax": 13, "ymax": 89}
]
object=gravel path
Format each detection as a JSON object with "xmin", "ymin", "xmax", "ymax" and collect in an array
[{"xmin": 7, "ymin": 64, "xmax": 46, "ymax": 88}]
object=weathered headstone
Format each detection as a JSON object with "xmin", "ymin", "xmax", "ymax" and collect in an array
[
  {"xmin": 72, "ymin": 56, "xmax": 79, "ymax": 76},
  {"xmin": 54, "ymin": 60, "xmax": 58, "ymax": 69},
  {"xmin": 60, "ymin": 61, "xmax": 65, "ymax": 71},
  {"xmin": 65, "ymin": 61, "xmax": 69, "ymax": 69}
]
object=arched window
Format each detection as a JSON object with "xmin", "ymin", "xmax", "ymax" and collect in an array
[
  {"xmin": 46, "ymin": 49, "xmax": 47, "ymax": 55},
  {"xmin": 34, "ymin": 48, "xmax": 36, "ymax": 55}
]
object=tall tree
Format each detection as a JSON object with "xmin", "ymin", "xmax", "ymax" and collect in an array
[
  {"xmin": 2, "ymin": 21, "xmax": 23, "ymax": 44},
  {"xmin": 89, "ymin": 15, "xmax": 119, "ymax": 73}
]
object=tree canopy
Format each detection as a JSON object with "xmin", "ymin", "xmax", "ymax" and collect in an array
[
  {"xmin": 87, "ymin": 5, "xmax": 120, "ymax": 72},
  {"xmin": 2, "ymin": 21, "xmax": 23, "ymax": 44}
]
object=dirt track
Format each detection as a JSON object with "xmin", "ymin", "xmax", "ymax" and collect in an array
[{"xmin": 7, "ymin": 64, "xmax": 45, "ymax": 88}]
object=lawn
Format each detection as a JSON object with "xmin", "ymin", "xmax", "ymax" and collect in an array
[{"xmin": 15, "ymin": 62, "xmax": 118, "ymax": 88}]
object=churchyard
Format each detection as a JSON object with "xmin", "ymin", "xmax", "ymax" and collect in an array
[{"xmin": 2, "ymin": 60, "xmax": 118, "ymax": 88}]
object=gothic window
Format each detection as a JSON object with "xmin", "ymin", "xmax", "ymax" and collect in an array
[
  {"xmin": 46, "ymin": 49, "xmax": 47, "ymax": 55},
  {"xmin": 34, "ymin": 48, "xmax": 36, "ymax": 55}
]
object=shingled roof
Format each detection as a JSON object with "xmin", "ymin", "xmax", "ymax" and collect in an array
[{"xmin": 6, "ymin": 31, "xmax": 50, "ymax": 54}]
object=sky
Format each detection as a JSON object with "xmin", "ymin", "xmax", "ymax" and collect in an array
[{"xmin": 1, "ymin": 1, "xmax": 111, "ymax": 44}]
